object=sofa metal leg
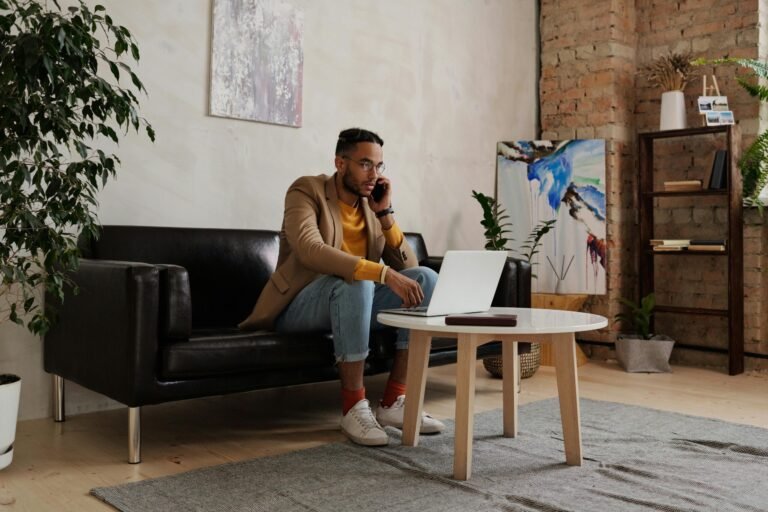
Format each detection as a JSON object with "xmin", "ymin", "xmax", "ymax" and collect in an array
[
  {"xmin": 128, "ymin": 407, "xmax": 141, "ymax": 464},
  {"xmin": 53, "ymin": 375, "xmax": 65, "ymax": 422}
]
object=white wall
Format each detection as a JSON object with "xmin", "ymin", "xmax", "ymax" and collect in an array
[{"xmin": 0, "ymin": 0, "xmax": 538, "ymax": 420}]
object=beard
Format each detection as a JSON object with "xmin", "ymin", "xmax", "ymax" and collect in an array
[{"xmin": 342, "ymin": 171, "xmax": 372, "ymax": 198}]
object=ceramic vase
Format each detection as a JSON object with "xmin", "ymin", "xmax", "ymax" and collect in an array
[{"xmin": 660, "ymin": 90, "xmax": 686, "ymax": 130}]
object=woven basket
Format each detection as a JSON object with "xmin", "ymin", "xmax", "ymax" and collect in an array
[{"xmin": 482, "ymin": 343, "xmax": 541, "ymax": 379}]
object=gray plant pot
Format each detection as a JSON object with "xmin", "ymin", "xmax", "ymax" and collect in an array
[{"xmin": 615, "ymin": 335, "xmax": 674, "ymax": 373}]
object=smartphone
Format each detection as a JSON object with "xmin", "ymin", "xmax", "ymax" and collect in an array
[{"xmin": 371, "ymin": 180, "xmax": 386, "ymax": 202}]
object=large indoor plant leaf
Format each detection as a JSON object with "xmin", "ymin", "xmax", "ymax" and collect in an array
[{"xmin": 0, "ymin": 0, "xmax": 154, "ymax": 335}]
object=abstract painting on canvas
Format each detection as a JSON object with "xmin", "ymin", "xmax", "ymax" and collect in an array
[
  {"xmin": 210, "ymin": 0, "xmax": 303, "ymax": 127},
  {"xmin": 497, "ymin": 140, "xmax": 607, "ymax": 295}
]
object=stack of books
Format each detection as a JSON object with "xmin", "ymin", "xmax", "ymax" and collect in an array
[
  {"xmin": 650, "ymin": 239, "xmax": 727, "ymax": 252},
  {"xmin": 663, "ymin": 179, "xmax": 703, "ymax": 192},
  {"xmin": 650, "ymin": 239, "xmax": 690, "ymax": 251}
]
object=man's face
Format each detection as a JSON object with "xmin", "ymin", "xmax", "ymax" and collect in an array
[{"xmin": 337, "ymin": 142, "xmax": 383, "ymax": 198}]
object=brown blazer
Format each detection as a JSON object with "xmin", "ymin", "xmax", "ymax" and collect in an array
[{"xmin": 238, "ymin": 173, "xmax": 418, "ymax": 330}]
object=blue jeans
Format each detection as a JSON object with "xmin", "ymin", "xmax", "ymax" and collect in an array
[{"xmin": 274, "ymin": 266, "xmax": 438, "ymax": 362}]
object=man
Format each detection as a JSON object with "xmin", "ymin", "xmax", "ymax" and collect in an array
[{"xmin": 239, "ymin": 128, "xmax": 445, "ymax": 446}]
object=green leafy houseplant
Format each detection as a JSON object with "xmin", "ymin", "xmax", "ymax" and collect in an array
[
  {"xmin": 1, "ymin": 0, "xmax": 154, "ymax": 335},
  {"xmin": 471, "ymin": 190, "xmax": 513, "ymax": 251},
  {"xmin": 471, "ymin": 191, "xmax": 557, "ymax": 380},
  {"xmin": 522, "ymin": 219, "xmax": 556, "ymax": 279},
  {"xmin": 693, "ymin": 57, "xmax": 768, "ymax": 211},
  {"xmin": 614, "ymin": 292, "xmax": 655, "ymax": 340},
  {"xmin": 471, "ymin": 191, "xmax": 557, "ymax": 277},
  {"xmin": 613, "ymin": 292, "xmax": 675, "ymax": 372},
  {"xmin": 520, "ymin": 219, "xmax": 556, "ymax": 263}
]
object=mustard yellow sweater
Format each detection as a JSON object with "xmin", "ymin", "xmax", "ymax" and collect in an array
[{"xmin": 338, "ymin": 200, "xmax": 403, "ymax": 282}]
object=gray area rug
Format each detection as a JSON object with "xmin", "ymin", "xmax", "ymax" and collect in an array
[{"xmin": 92, "ymin": 399, "xmax": 768, "ymax": 512}]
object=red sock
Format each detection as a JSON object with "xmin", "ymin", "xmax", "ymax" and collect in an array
[
  {"xmin": 342, "ymin": 387, "xmax": 366, "ymax": 415},
  {"xmin": 380, "ymin": 379, "xmax": 407, "ymax": 408}
]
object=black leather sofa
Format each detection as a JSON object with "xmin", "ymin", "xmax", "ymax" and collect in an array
[{"xmin": 44, "ymin": 225, "xmax": 531, "ymax": 463}]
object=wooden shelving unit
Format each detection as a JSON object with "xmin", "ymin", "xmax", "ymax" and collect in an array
[{"xmin": 638, "ymin": 125, "xmax": 744, "ymax": 375}]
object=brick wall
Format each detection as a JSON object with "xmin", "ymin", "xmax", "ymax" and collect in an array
[
  {"xmin": 540, "ymin": 0, "xmax": 638, "ymax": 344},
  {"xmin": 539, "ymin": 0, "xmax": 767, "ymax": 369}
]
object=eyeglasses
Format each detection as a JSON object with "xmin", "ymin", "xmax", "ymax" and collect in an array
[{"xmin": 342, "ymin": 155, "xmax": 386, "ymax": 175}]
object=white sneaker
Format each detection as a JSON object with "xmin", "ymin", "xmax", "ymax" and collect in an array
[
  {"xmin": 340, "ymin": 399, "xmax": 389, "ymax": 446},
  {"xmin": 376, "ymin": 395, "xmax": 446, "ymax": 434}
]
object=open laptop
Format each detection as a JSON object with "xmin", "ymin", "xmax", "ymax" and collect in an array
[{"xmin": 381, "ymin": 250, "xmax": 507, "ymax": 317}]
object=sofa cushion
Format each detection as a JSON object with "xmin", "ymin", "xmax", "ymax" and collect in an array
[
  {"xmin": 161, "ymin": 329, "xmax": 335, "ymax": 380},
  {"xmin": 161, "ymin": 328, "xmax": 403, "ymax": 380}
]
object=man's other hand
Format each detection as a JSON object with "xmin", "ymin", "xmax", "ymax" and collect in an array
[{"xmin": 384, "ymin": 270, "xmax": 424, "ymax": 308}]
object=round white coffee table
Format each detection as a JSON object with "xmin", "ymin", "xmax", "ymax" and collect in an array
[{"xmin": 377, "ymin": 306, "xmax": 607, "ymax": 480}]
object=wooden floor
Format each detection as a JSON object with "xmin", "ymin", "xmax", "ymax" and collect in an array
[{"xmin": 2, "ymin": 360, "xmax": 768, "ymax": 511}]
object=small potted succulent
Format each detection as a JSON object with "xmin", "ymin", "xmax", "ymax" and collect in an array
[{"xmin": 613, "ymin": 293, "xmax": 675, "ymax": 373}]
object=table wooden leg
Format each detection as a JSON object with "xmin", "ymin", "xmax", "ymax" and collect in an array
[
  {"xmin": 454, "ymin": 333, "xmax": 478, "ymax": 480},
  {"xmin": 402, "ymin": 330, "xmax": 432, "ymax": 447},
  {"xmin": 552, "ymin": 332, "xmax": 582, "ymax": 466},
  {"xmin": 502, "ymin": 339, "xmax": 518, "ymax": 437}
]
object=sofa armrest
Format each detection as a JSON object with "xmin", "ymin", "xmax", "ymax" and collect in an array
[
  {"xmin": 155, "ymin": 264, "xmax": 192, "ymax": 339},
  {"xmin": 44, "ymin": 259, "xmax": 162, "ymax": 406},
  {"xmin": 423, "ymin": 256, "xmax": 444, "ymax": 273},
  {"xmin": 492, "ymin": 256, "xmax": 532, "ymax": 308}
]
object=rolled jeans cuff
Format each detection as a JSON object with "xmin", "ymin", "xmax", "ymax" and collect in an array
[{"xmin": 336, "ymin": 350, "xmax": 370, "ymax": 364}]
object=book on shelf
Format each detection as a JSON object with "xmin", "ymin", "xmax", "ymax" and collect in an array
[
  {"xmin": 707, "ymin": 150, "xmax": 728, "ymax": 190},
  {"xmin": 688, "ymin": 244, "xmax": 726, "ymax": 252},
  {"xmin": 650, "ymin": 239, "xmax": 690, "ymax": 247},
  {"xmin": 686, "ymin": 239, "xmax": 726, "ymax": 252},
  {"xmin": 649, "ymin": 238, "xmax": 726, "ymax": 252},
  {"xmin": 663, "ymin": 179, "xmax": 703, "ymax": 192},
  {"xmin": 689, "ymin": 239, "xmax": 726, "ymax": 246},
  {"xmin": 652, "ymin": 245, "xmax": 686, "ymax": 252}
]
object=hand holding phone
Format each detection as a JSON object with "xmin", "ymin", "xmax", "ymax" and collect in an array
[{"xmin": 371, "ymin": 180, "xmax": 386, "ymax": 202}]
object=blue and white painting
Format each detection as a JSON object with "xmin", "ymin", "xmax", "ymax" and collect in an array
[{"xmin": 497, "ymin": 140, "xmax": 607, "ymax": 295}]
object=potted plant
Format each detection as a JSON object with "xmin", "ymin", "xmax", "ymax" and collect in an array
[
  {"xmin": 471, "ymin": 191, "xmax": 557, "ymax": 379},
  {"xmin": 645, "ymin": 52, "xmax": 694, "ymax": 130},
  {"xmin": 472, "ymin": 190, "xmax": 514, "ymax": 251},
  {"xmin": 0, "ymin": 375, "xmax": 20, "ymax": 470},
  {"xmin": 692, "ymin": 57, "xmax": 768, "ymax": 211},
  {"xmin": 0, "ymin": 0, "xmax": 153, "ymax": 469},
  {"xmin": 613, "ymin": 293, "xmax": 675, "ymax": 373}
]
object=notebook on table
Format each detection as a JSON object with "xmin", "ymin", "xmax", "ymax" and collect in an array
[
  {"xmin": 444, "ymin": 313, "xmax": 518, "ymax": 326},
  {"xmin": 380, "ymin": 250, "xmax": 507, "ymax": 317}
]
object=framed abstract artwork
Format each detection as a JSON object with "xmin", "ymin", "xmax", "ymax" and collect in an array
[
  {"xmin": 497, "ymin": 140, "xmax": 607, "ymax": 295},
  {"xmin": 210, "ymin": 0, "xmax": 304, "ymax": 127}
]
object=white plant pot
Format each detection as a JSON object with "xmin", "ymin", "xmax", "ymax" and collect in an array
[
  {"xmin": 0, "ymin": 375, "xmax": 21, "ymax": 470},
  {"xmin": 660, "ymin": 91, "xmax": 686, "ymax": 130}
]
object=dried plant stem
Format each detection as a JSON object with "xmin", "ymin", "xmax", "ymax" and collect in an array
[{"xmin": 645, "ymin": 52, "xmax": 694, "ymax": 91}]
